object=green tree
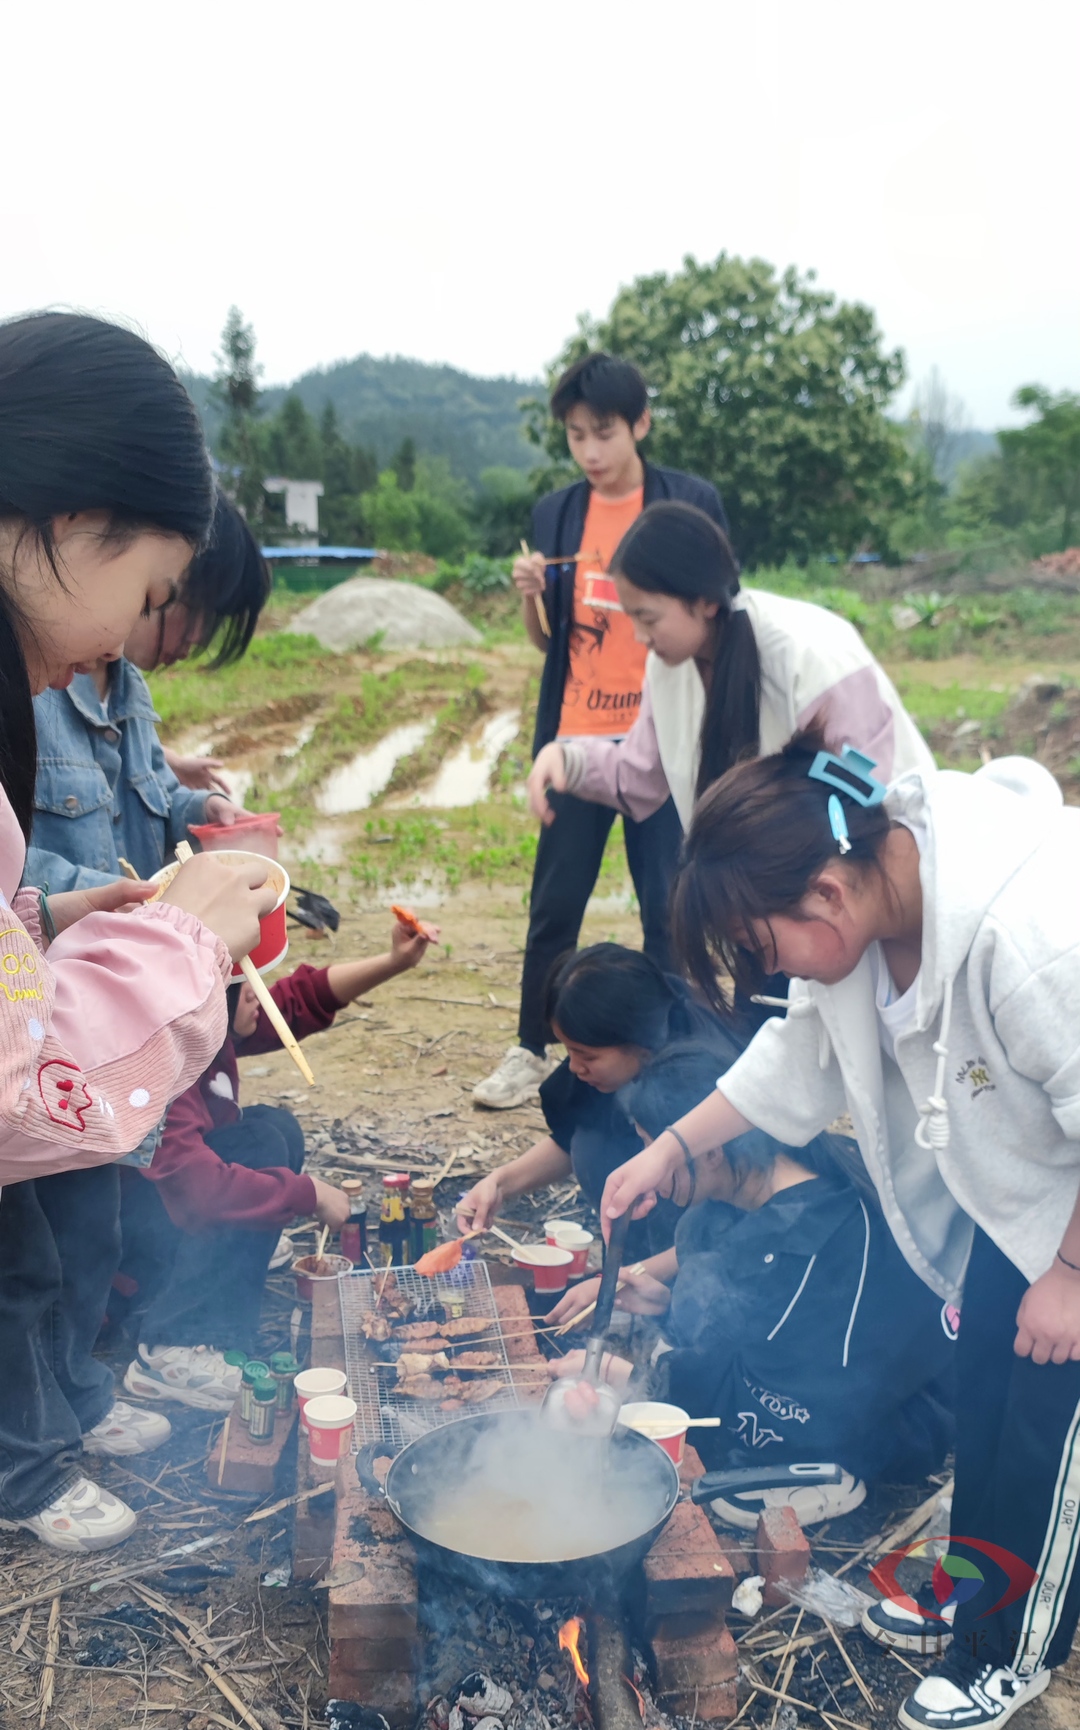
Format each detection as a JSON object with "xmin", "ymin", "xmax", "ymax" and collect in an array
[
  {"xmin": 262, "ymin": 392, "xmax": 323, "ymax": 480},
  {"xmin": 472, "ymin": 465, "xmax": 536, "ymax": 556},
  {"xmin": 361, "ymin": 471, "xmax": 422, "ymax": 549},
  {"xmin": 529, "ymin": 254, "xmax": 919, "ymax": 566},
  {"xmin": 212, "ymin": 307, "xmax": 264, "ymax": 523},
  {"xmin": 999, "ymin": 387, "xmax": 1080, "ymax": 550},
  {"xmin": 392, "ymin": 436, "xmax": 417, "ymax": 492}
]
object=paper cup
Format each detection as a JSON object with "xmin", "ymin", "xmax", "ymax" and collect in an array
[
  {"xmin": 295, "ymin": 1367, "xmax": 347, "ymax": 1427},
  {"xmin": 304, "ymin": 1394, "xmax": 357, "ymax": 1465},
  {"xmin": 544, "ymin": 1218, "xmax": 578, "ymax": 1245},
  {"xmin": 151, "ymin": 849, "xmax": 290, "ymax": 978},
  {"xmin": 512, "ymin": 1244, "xmax": 573, "ymax": 1292},
  {"xmin": 617, "ymin": 1401, "xmax": 690, "ymax": 1464},
  {"xmin": 189, "ymin": 810, "xmax": 281, "ymax": 860},
  {"xmin": 293, "ymin": 1253, "xmax": 353, "ymax": 1303},
  {"xmin": 551, "ymin": 1224, "xmax": 593, "ymax": 1278}
]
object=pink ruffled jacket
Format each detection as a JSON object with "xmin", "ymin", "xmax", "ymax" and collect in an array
[{"xmin": 0, "ymin": 789, "xmax": 231, "ymax": 1186}]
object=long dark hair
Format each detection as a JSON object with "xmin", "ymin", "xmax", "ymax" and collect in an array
[
  {"xmin": 611, "ymin": 500, "xmax": 759, "ymax": 797},
  {"xmin": 179, "ymin": 492, "xmax": 270, "ymax": 668},
  {"xmin": 545, "ymin": 942, "xmax": 719, "ymax": 1051},
  {"xmin": 618, "ymin": 1037, "xmax": 873, "ymax": 1195},
  {"xmin": 0, "ymin": 312, "xmax": 213, "ymax": 835},
  {"xmin": 671, "ymin": 727, "xmax": 893, "ymax": 1017}
]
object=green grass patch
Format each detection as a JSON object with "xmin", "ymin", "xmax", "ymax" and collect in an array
[{"xmin": 889, "ymin": 678, "xmax": 1014, "ymax": 734}]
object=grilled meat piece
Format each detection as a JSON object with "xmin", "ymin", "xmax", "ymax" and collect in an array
[
  {"xmin": 449, "ymin": 1350, "xmax": 500, "ymax": 1371},
  {"xmin": 457, "ymin": 1380, "xmax": 506, "ymax": 1404},
  {"xmin": 361, "ymin": 1315, "xmax": 392, "ymax": 1342},
  {"xmin": 439, "ymin": 1317, "xmax": 498, "ymax": 1340},
  {"xmin": 395, "ymin": 1320, "xmax": 447, "ymax": 1342},
  {"xmin": 396, "ymin": 1375, "xmax": 447, "ymax": 1402},
  {"xmin": 395, "ymin": 1352, "xmax": 451, "ymax": 1378}
]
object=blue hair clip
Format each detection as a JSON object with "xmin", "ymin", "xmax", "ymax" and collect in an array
[
  {"xmin": 807, "ymin": 744, "xmax": 887, "ymax": 809},
  {"xmin": 827, "ymin": 794, "xmax": 851, "ymax": 855}
]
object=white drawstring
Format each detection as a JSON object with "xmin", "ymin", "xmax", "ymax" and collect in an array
[
  {"xmin": 842, "ymin": 1200, "xmax": 871, "ymax": 1368},
  {"xmin": 751, "ymin": 993, "xmax": 832, "ymax": 1068},
  {"xmin": 914, "ymin": 977, "xmax": 954, "ymax": 1152}
]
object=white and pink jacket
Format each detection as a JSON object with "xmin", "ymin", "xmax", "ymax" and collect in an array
[
  {"xmin": 560, "ymin": 588, "xmax": 935, "ymax": 828},
  {"xmin": 0, "ymin": 789, "xmax": 230, "ymax": 1187}
]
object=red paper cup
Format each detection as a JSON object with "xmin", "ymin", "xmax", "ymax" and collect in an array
[
  {"xmin": 304, "ymin": 1394, "xmax": 357, "ymax": 1465},
  {"xmin": 617, "ymin": 1401, "xmax": 690, "ymax": 1464},
  {"xmin": 189, "ymin": 810, "xmax": 281, "ymax": 860},
  {"xmin": 512, "ymin": 1244, "xmax": 573, "ymax": 1293},
  {"xmin": 293, "ymin": 1253, "xmax": 353, "ymax": 1303},
  {"xmin": 551, "ymin": 1225, "xmax": 593, "ymax": 1278},
  {"xmin": 295, "ymin": 1368, "xmax": 347, "ymax": 1427},
  {"xmin": 544, "ymin": 1218, "xmax": 578, "ymax": 1245},
  {"xmin": 151, "ymin": 850, "xmax": 290, "ymax": 978}
]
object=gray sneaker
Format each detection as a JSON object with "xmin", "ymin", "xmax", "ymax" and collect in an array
[
  {"xmin": 472, "ymin": 1046, "xmax": 554, "ymax": 1109},
  {"xmin": 17, "ymin": 1477, "xmax": 137, "ymax": 1553}
]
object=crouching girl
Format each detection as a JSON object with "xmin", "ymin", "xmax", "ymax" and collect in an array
[
  {"xmin": 602, "ymin": 732, "xmax": 1080, "ymax": 1730},
  {"xmin": 549, "ymin": 1040, "xmax": 954, "ymax": 1529}
]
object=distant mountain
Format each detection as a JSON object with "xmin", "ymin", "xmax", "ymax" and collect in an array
[{"xmin": 182, "ymin": 354, "xmax": 541, "ymax": 485}]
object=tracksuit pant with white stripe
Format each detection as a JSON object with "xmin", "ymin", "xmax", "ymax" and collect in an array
[{"xmin": 949, "ymin": 1228, "xmax": 1080, "ymax": 1675}]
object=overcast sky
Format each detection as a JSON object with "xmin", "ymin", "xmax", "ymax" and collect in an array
[{"xmin": 4, "ymin": 0, "xmax": 1077, "ymax": 429}]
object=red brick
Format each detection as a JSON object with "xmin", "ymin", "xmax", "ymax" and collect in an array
[
  {"xmin": 292, "ymin": 1445, "xmax": 337, "ymax": 1582},
  {"xmin": 311, "ymin": 1277, "xmax": 347, "ymax": 1346},
  {"xmin": 328, "ymin": 1457, "xmax": 418, "ymax": 1645},
  {"xmin": 679, "ymin": 1443, "xmax": 707, "ymax": 1489},
  {"xmin": 327, "ymin": 1656, "xmax": 415, "ymax": 1725},
  {"xmin": 652, "ymin": 1621, "xmax": 737, "ymax": 1691},
  {"xmin": 715, "ymin": 1532, "xmax": 755, "ymax": 1577},
  {"xmin": 659, "ymin": 1679, "xmax": 737, "ymax": 1720},
  {"xmin": 205, "ymin": 1400, "xmax": 296, "ymax": 1495},
  {"xmin": 756, "ymin": 1504, "xmax": 810, "ymax": 1607}
]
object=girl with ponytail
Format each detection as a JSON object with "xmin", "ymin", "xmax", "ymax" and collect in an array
[{"xmin": 526, "ymin": 500, "xmax": 932, "ymax": 836}]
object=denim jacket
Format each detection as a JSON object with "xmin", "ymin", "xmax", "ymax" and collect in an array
[{"xmin": 25, "ymin": 660, "xmax": 209, "ymax": 892}]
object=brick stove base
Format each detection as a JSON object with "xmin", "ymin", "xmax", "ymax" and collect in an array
[{"xmin": 299, "ymin": 1275, "xmax": 739, "ymax": 1724}]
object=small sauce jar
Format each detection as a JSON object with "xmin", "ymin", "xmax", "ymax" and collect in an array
[
  {"xmin": 340, "ymin": 1181, "xmax": 368, "ymax": 1264},
  {"xmin": 248, "ymin": 1377, "xmax": 278, "ymax": 1443},
  {"xmin": 269, "ymin": 1351, "xmax": 298, "ymax": 1412},
  {"xmin": 240, "ymin": 1359, "xmax": 270, "ymax": 1424}
]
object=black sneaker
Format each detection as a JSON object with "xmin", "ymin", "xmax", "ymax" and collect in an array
[
  {"xmin": 861, "ymin": 1579, "xmax": 955, "ymax": 1655},
  {"xmin": 898, "ymin": 1647, "xmax": 1050, "ymax": 1729}
]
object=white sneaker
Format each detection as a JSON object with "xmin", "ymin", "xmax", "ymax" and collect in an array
[
  {"xmin": 710, "ymin": 1468, "xmax": 866, "ymax": 1531},
  {"xmin": 269, "ymin": 1232, "xmax": 294, "ymax": 1270},
  {"xmin": 899, "ymin": 1651, "xmax": 1050, "ymax": 1728},
  {"xmin": 18, "ymin": 1477, "xmax": 137, "ymax": 1553},
  {"xmin": 124, "ymin": 1344, "xmax": 243, "ymax": 1412},
  {"xmin": 472, "ymin": 1046, "xmax": 554, "ymax": 1109},
  {"xmin": 861, "ymin": 1582, "xmax": 955, "ymax": 1655},
  {"xmin": 83, "ymin": 1399, "xmax": 172, "ymax": 1457}
]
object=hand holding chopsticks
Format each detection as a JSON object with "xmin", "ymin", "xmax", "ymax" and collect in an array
[{"xmin": 518, "ymin": 539, "xmax": 551, "ymax": 637}]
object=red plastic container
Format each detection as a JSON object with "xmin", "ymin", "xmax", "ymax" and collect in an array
[
  {"xmin": 512, "ymin": 1244, "xmax": 573, "ymax": 1293},
  {"xmin": 189, "ymin": 810, "xmax": 281, "ymax": 860}
]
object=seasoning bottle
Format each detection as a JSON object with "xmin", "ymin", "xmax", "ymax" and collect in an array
[
  {"xmin": 408, "ymin": 1180, "xmax": 439, "ymax": 1263},
  {"xmin": 339, "ymin": 1180, "xmax": 368, "ymax": 1265},
  {"xmin": 269, "ymin": 1351, "xmax": 298, "ymax": 1412},
  {"xmin": 376, "ymin": 1173, "xmax": 411, "ymax": 1267},
  {"xmin": 248, "ymin": 1376, "xmax": 278, "ymax": 1443},
  {"xmin": 223, "ymin": 1349, "xmax": 248, "ymax": 1374},
  {"xmin": 240, "ymin": 1359, "xmax": 270, "ymax": 1424}
]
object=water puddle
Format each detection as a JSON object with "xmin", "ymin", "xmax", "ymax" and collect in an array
[
  {"xmin": 316, "ymin": 720, "xmax": 435, "ymax": 815},
  {"xmin": 221, "ymin": 768, "xmax": 254, "ymax": 808},
  {"xmin": 405, "ymin": 710, "xmax": 520, "ymax": 809},
  {"xmin": 285, "ymin": 824, "xmax": 345, "ymax": 867}
]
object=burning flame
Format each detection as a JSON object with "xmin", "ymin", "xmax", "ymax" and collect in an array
[
  {"xmin": 623, "ymin": 1674, "xmax": 646, "ymax": 1721},
  {"xmin": 558, "ymin": 1616, "xmax": 589, "ymax": 1687}
]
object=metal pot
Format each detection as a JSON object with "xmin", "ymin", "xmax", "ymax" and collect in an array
[{"xmin": 356, "ymin": 1409, "xmax": 680, "ymax": 1601}]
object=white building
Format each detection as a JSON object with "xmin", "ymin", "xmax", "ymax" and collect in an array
[{"xmin": 263, "ymin": 477, "xmax": 324, "ymax": 544}]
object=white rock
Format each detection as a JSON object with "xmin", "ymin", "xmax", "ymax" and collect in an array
[{"xmin": 289, "ymin": 577, "xmax": 481, "ymax": 652}]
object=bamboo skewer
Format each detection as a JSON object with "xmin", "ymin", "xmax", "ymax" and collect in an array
[
  {"xmin": 554, "ymin": 1264, "xmax": 646, "ymax": 1333},
  {"xmin": 520, "ymin": 539, "xmax": 551, "ymax": 636}
]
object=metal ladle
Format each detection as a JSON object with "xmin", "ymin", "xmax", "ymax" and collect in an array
[{"xmin": 540, "ymin": 1209, "xmax": 633, "ymax": 1436}]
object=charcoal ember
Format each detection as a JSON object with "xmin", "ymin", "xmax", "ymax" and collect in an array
[
  {"xmin": 453, "ymin": 1675, "xmax": 515, "ymax": 1720},
  {"xmin": 324, "ymin": 1705, "xmax": 390, "ymax": 1730},
  {"xmin": 98, "ymin": 1603, "xmax": 162, "ymax": 1641},
  {"xmin": 424, "ymin": 1696, "xmax": 452, "ymax": 1730},
  {"xmin": 75, "ymin": 1633, "xmax": 129, "ymax": 1668}
]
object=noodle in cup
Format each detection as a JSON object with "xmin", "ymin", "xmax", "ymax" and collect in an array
[
  {"xmin": 151, "ymin": 848, "xmax": 290, "ymax": 977},
  {"xmin": 617, "ymin": 1401, "xmax": 690, "ymax": 1464}
]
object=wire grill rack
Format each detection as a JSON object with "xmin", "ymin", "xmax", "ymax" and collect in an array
[{"xmin": 339, "ymin": 1261, "xmax": 519, "ymax": 1451}]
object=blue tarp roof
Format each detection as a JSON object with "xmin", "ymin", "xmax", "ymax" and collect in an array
[{"xmin": 261, "ymin": 546, "xmax": 379, "ymax": 561}]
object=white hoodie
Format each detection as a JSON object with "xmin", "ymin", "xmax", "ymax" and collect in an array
[{"xmin": 718, "ymin": 759, "xmax": 1080, "ymax": 1302}]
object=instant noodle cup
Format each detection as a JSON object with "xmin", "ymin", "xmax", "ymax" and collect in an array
[
  {"xmin": 617, "ymin": 1401, "xmax": 690, "ymax": 1464},
  {"xmin": 512, "ymin": 1244, "xmax": 573, "ymax": 1293},
  {"xmin": 189, "ymin": 809, "xmax": 281, "ymax": 860},
  {"xmin": 295, "ymin": 1367, "xmax": 348, "ymax": 1427},
  {"xmin": 304, "ymin": 1393, "xmax": 357, "ymax": 1467},
  {"xmin": 544, "ymin": 1218, "xmax": 578, "ymax": 1245},
  {"xmin": 550, "ymin": 1224, "xmax": 593, "ymax": 1278},
  {"xmin": 151, "ymin": 849, "xmax": 290, "ymax": 978}
]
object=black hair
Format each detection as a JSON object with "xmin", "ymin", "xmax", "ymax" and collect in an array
[
  {"xmin": 0, "ymin": 312, "xmax": 214, "ymax": 835},
  {"xmin": 550, "ymin": 352, "xmax": 649, "ymax": 428},
  {"xmin": 610, "ymin": 501, "xmax": 759, "ymax": 798},
  {"xmin": 671, "ymin": 726, "xmax": 893, "ymax": 1017},
  {"xmin": 180, "ymin": 492, "xmax": 271, "ymax": 668},
  {"xmin": 545, "ymin": 942, "xmax": 718, "ymax": 1052},
  {"xmin": 619, "ymin": 1037, "xmax": 875, "ymax": 1196}
]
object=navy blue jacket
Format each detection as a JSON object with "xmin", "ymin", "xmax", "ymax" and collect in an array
[{"xmin": 529, "ymin": 463, "xmax": 730, "ymax": 754}]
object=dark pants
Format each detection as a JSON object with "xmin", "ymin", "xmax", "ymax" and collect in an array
[
  {"xmin": 0, "ymin": 1166, "xmax": 119, "ymax": 1519},
  {"xmin": 518, "ymin": 789, "xmax": 684, "ymax": 1054},
  {"xmin": 119, "ymin": 1105, "xmax": 305, "ymax": 1356},
  {"xmin": 947, "ymin": 1229, "xmax": 1080, "ymax": 1674}
]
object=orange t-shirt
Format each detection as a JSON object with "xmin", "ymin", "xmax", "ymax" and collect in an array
[{"xmin": 557, "ymin": 486, "xmax": 646, "ymax": 738}]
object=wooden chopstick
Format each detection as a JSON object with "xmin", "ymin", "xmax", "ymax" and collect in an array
[
  {"xmin": 554, "ymin": 1263, "xmax": 646, "ymax": 1334},
  {"xmin": 170, "ymin": 843, "xmax": 315, "ymax": 1088},
  {"xmin": 519, "ymin": 539, "xmax": 551, "ymax": 636}
]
